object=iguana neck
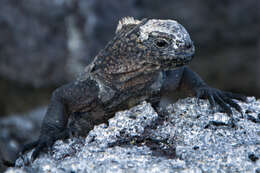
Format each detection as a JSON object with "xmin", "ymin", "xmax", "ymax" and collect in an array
[{"xmin": 92, "ymin": 66, "xmax": 161, "ymax": 92}]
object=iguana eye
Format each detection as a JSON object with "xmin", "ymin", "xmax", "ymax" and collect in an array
[{"xmin": 155, "ymin": 38, "xmax": 169, "ymax": 48}]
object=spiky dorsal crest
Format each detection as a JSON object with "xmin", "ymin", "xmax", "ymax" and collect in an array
[{"xmin": 116, "ymin": 17, "xmax": 141, "ymax": 34}]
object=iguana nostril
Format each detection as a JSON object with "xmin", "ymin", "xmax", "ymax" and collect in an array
[{"xmin": 185, "ymin": 42, "xmax": 192, "ymax": 49}]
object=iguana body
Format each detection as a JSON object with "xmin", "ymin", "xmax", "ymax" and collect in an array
[{"xmin": 21, "ymin": 17, "xmax": 246, "ymax": 161}]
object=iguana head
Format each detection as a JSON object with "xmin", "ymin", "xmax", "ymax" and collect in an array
[
  {"xmin": 92, "ymin": 17, "xmax": 195, "ymax": 76},
  {"xmin": 137, "ymin": 18, "xmax": 195, "ymax": 69}
]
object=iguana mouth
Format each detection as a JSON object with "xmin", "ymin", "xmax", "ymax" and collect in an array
[
  {"xmin": 160, "ymin": 52, "xmax": 193, "ymax": 69},
  {"xmin": 176, "ymin": 58, "xmax": 193, "ymax": 68},
  {"xmin": 175, "ymin": 58, "xmax": 192, "ymax": 67},
  {"xmin": 175, "ymin": 52, "xmax": 194, "ymax": 58}
]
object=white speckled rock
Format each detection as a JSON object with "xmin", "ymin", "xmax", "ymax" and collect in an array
[{"xmin": 5, "ymin": 97, "xmax": 260, "ymax": 173}]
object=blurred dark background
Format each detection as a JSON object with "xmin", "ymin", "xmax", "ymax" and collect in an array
[{"xmin": 0, "ymin": 0, "xmax": 259, "ymax": 171}]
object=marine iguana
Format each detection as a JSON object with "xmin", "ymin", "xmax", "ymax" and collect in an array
[{"xmin": 19, "ymin": 17, "xmax": 246, "ymax": 161}]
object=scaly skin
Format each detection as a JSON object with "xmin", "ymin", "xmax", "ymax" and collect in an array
[{"xmin": 20, "ymin": 17, "xmax": 246, "ymax": 161}]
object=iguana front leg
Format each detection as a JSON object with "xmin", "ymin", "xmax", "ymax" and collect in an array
[
  {"xmin": 164, "ymin": 66, "xmax": 247, "ymax": 115},
  {"xmin": 22, "ymin": 80, "xmax": 98, "ymax": 161}
]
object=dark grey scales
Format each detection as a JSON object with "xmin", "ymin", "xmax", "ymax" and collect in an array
[{"xmin": 19, "ymin": 17, "xmax": 247, "ymax": 161}]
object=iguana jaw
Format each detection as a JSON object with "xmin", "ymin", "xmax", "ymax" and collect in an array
[{"xmin": 159, "ymin": 53, "xmax": 194, "ymax": 70}]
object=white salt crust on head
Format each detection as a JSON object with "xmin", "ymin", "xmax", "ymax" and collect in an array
[
  {"xmin": 139, "ymin": 19, "xmax": 180, "ymax": 41},
  {"xmin": 116, "ymin": 17, "xmax": 191, "ymax": 50}
]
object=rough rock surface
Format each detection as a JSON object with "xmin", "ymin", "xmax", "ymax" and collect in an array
[
  {"xmin": 0, "ymin": 107, "xmax": 46, "ymax": 164},
  {"xmin": 5, "ymin": 97, "xmax": 260, "ymax": 173}
]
